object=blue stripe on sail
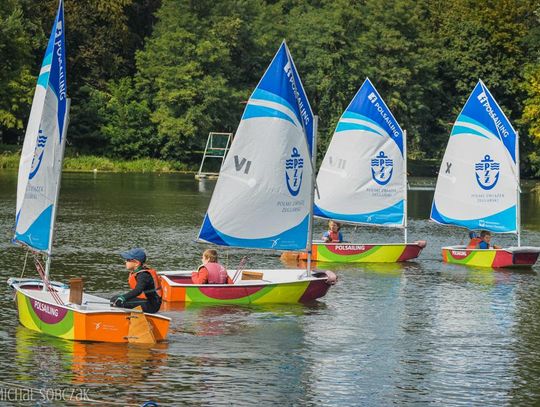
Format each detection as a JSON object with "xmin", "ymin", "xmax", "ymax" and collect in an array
[
  {"xmin": 242, "ymin": 104, "xmax": 297, "ymax": 126},
  {"xmin": 450, "ymin": 124, "xmax": 490, "ymax": 139},
  {"xmin": 342, "ymin": 78, "xmax": 404, "ymax": 155},
  {"xmin": 37, "ymin": 72, "xmax": 51, "ymax": 89},
  {"xmin": 458, "ymin": 114, "xmax": 491, "ymax": 133},
  {"xmin": 341, "ymin": 112, "xmax": 385, "ymax": 133},
  {"xmin": 341, "ymin": 111, "xmax": 380, "ymax": 127},
  {"xmin": 199, "ymin": 213, "xmax": 309, "ymax": 250},
  {"xmin": 314, "ymin": 200, "xmax": 404, "ymax": 226},
  {"xmin": 42, "ymin": 52, "xmax": 53, "ymax": 67},
  {"xmin": 255, "ymin": 42, "xmax": 314, "ymax": 156},
  {"xmin": 251, "ymin": 88, "xmax": 297, "ymax": 118},
  {"xmin": 14, "ymin": 205, "xmax": 53, "ymax": 251},
  {"xmin": 37, "ymin": 53, "xmax": 53, "ymax": 89},
  {"xmin": 47, "ymin": 0, "xmax": 67, "ymax": 142},
  {"xmin": 430, "ymin": 201, "xmax": 516, "ymax": 233},
  {"xmin": 335, "ymin": 121, "xmax": 384, "ymax": 136},
  {"xmin": 459, "ymin": 81, "xmax": 516, "ymax": 162}
]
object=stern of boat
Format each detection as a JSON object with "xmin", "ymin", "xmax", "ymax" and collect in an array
[{"xmin": 442, "ymin": 246, "xmax": 540, "ymax": 268}]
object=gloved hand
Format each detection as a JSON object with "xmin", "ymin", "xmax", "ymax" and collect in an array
[{"xmin": 112, "ymin": 295, "xmax": 125, "ymax": 307}]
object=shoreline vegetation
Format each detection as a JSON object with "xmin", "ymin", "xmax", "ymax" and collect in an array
[
  {"xmin": 2, "ymin": 150, "xmax": 539, "ymax": 180},
  {"xmin": 1, "ymin": 150, "xmax": 442, "ymax": 176},
  {"xmin": 0, "ymin": 151, "xmax": 195, "ymax": 173}
]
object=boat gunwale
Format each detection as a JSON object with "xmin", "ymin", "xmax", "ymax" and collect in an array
[
  {"xmin": 442, "ymin": 245, "xmax": 540, "ymax": 254},
  {"xmin": 8, "ymin": 280, "xmax": 171, "ymax": 321},
  {"xmin": 312, "ymin": 241, "xmax": 425, "ymax": 247},
  {"xmin": 159, "ymin": 270, "xmax": 330, "ymax": 288}
]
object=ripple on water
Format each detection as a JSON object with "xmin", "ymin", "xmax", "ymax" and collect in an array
[{"xmin": 0, "ymin": 173, "xmax": 540, "ymax": 405}]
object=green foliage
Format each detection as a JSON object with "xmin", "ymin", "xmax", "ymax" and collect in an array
[
  {"xmin": 0, "ymin": 150, "xmax": 192, "ymax": 172},
  {"xmin": 520, "ymin": 63, "xmax": 540, "ymax": 177},
  {"xmin": 135, "ymin": 0, "xmax": 275, "ymax": 161},
  {"xmin": 3, "ymin": 0, "xmax": 540, "ymax": 176},
  {"xmin": 0, "ymin": 151, "xmax": 20, "ymax": 169},
  {"xmin": 0, "ymin": 0, "xmax": 41, "ymax": 133},
  {"xmin": 98, "ymin": 78, "xmax": 157, "ymax": 159},
  {"xmin": 62, "ymin": 155, "xmax": 191, "ymax": 172}
]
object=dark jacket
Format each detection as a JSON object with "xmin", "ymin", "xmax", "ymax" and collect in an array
[{"xmin": 123, "ymin": 271, "xmax": 161, "ymax": 313}]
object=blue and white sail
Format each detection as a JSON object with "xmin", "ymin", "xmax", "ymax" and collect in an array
[
  {"xmin": 314, "ymin": 78, "xmax": 405, "ymax": 226},
  {"xmin": 14, "ymin": 0, "xmax": 69, "ymax": 253},
  {"xmin": 198, "ymin": 41, "xmax": 314, "ymax": 250},
  {"xmin": 430, "ymin": 80, "xmax": 518, "ymax": 233}
]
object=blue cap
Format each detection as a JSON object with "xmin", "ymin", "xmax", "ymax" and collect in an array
[
  {"xmin": 469, "ymin": 231, "xmax": 477, "ymax": 239},
  {"xmin": 120, "ymin": 248, "xmax": 146, "ymax": 263}
]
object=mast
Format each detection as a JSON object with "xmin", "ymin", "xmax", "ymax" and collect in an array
[
  {"xmin": 44, "ymin": 99, "xmax": 70, "ymax": 282},
  {"xmin": 306, "ymin": 116, "xmax": 318, "ymax": 274},
  {"xmin": 403, "ymin": 129, "xmax": 408, "ymax": 244},
  {"xmin": 516, "ymin": 130, "xmax": 521, "ymax": 247}
]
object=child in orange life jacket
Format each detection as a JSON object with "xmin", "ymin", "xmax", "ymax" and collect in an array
[
  {"xmin": 322, "ymin": 220, "xmax": 343, "ymax": 243},
  {"xmin": 110, "ymin": 248, "xmax": 162, "ymax": 313},
  {"xmin": 192, "ymin": 249, "xmax": 233, "ymax": 284}
]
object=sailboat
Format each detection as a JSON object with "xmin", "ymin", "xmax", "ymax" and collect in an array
[
  {"xmin": 159, "ymin": 41, "xmax": 336, "ymax": 303},
  {"xmin": 7, "ymin": 0, "xmax": 170, "ymax": 342},
  {"xmin": 430, "ymin": 79, "xmax": 540, "ymax": 268},
  {"xmin": 282, "ymin": 78, "xmax": 425, "ymax": 263}
]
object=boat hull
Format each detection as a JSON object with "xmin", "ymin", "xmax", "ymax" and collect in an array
[
  {"xmin": 281, "ymin": 241, "xmax": 426, "ymax": 263},
  {"xmin": 159, "ymin": 269, "xmax": 335, "ymax": 304},
  {"xmin": 442, "ymin": 246, "xmax": 540, "ymax": 268},
  {"xmin": 9, "ymin": 279, "xmax": 170, "ymax": 343}
]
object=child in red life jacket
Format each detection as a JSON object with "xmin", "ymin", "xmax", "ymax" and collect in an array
[
  {"xmin": 466, "ymin": 231, "xmax": 482, "ymax": 249},
  {"xmin": 322, "ymin": 220, "xmax": 343, "ymax": 243},
  {"xmin": 192, "ymin": 249, "xmax": 233, "ymax": 284}
]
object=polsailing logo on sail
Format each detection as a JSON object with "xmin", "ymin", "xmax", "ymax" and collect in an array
[
  {"xmin": 285, "ymin": 147, "xmax": 303, "ymax": 196},
  {"xmin": 371, "ymin": 151, "xmax": 393, "ymax": 185},
  {"xmin": 475, "ymin": 154, "xmax": 500, "ymax": 190},
  {"xmin": 476, "ymin": 90, "xmax": 510, "ymax": 138}
]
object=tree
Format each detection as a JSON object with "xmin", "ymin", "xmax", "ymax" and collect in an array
[
  {"xmin": 0, "ymin": 0, "xmax": 43, "ymax": 140},
  {"xmin": 135, "ymin": 0, "xmax": 277, "ymax": 161}
]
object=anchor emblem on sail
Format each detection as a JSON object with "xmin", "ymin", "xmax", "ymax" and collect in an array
[
  {"xmin": 370, "ymin": 151, "xmax": 393, "ymax": 186},
  {"xmin": 285, "ymin": 147, "xmax": 303, "ymax": 196},
  {"xmin": 29, "ymin": 129, "xmax": 48, "ymax": 180},
  {"xmin": 475, "ymin": 154, "xmax": 500, "ymax": 190}
]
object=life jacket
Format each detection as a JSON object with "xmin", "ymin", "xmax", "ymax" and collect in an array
[
  {"xmin": 128, "ymin": 267, "xmax": 162, "ymax": 299},
  {"xmin": 328, "ymin": 230, "xmax": 341, "ymax": 242},
  {"xmin": 466, "ymin": 237, "xmax": 482, "ymax": 249},
  {"xmin": 203, "ymin": 262, "xmax": 229, "ymax": 284}
]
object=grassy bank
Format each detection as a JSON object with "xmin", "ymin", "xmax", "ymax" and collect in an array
[{"xmin": 0, "ymin": 151, "xmax": 195, "ymax": 173}]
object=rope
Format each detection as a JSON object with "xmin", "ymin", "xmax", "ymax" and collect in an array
[
  {"xmin": 33, "ymin": 254, "xmax": 64, "ymax": 306},
  {"xmin": 20, "ymin": 249, "xmax": 30, "ymax": 278},
  {"xmin": 232, "ymin": 256, "xmax": 248, "ymax": 283}
]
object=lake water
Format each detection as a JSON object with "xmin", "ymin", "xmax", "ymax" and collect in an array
[{"xmin": 1, "ymin": 171, "xmax": 540, "ymax": 406}]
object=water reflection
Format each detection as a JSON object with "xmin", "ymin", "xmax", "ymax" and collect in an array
[
  {"xmin": 16, "ymin": 327, "xmax": 168, "ymax": 384},
  {"xmin": 15, "ymin": 326, "xmax": 169, "ymax": 405},
  {"xmin": 1, "ymin": 172, "xmax": 540, "ymax": 405}
]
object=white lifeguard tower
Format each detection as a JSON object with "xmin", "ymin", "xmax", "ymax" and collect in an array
[{"xmin": 195, "ymin": 132, "xmax": 233, "ymax": 180}]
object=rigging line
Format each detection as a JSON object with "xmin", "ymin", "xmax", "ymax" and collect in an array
[
  {"xmin": 20, "ymin": 249, "xmax": 30, "ymax": 278},
  {"xmin": 233, "ymin": 256, "xmax": 248, "ymax": 283},
  {"xmin": 33, "ymin": 254, "xmax": 64, "ymax": 305}
]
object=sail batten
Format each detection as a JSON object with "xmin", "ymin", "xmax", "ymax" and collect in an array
[
  {"xmin": 314, "ymin": 78, "xmax": 405, "ymax": 227},
  {"xmin": 197, "ymin": 41, "xmax": 314, "ymax": 251},
  {"xmin": 14, "ymin": 0, "xmax": 68, "ymax": 254},
  {"xmin": 430, "ymin": 80, "xmax": 518, "ymax": 233}
]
